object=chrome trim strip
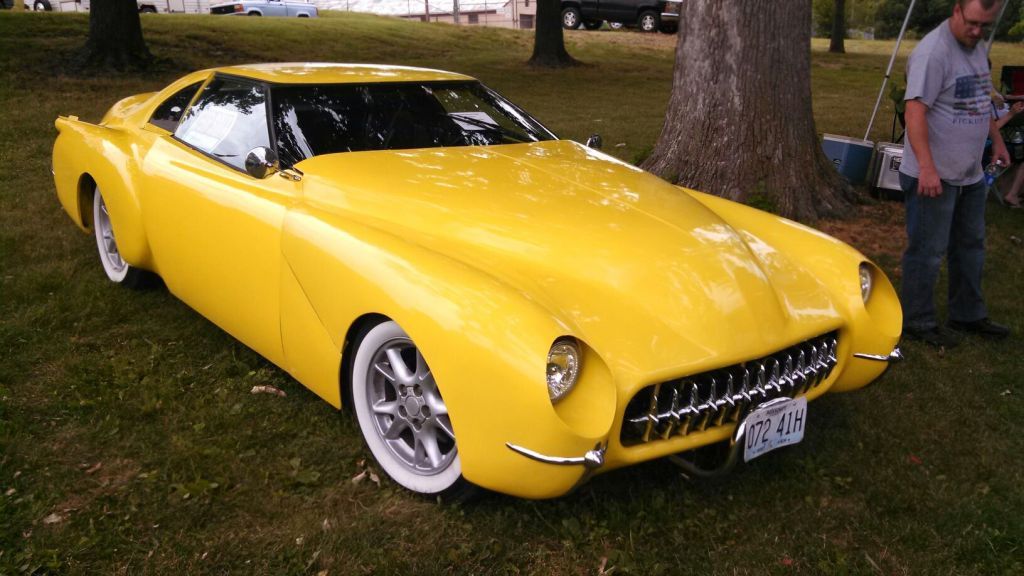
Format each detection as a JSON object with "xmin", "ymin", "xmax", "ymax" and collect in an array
[
  {"xmin": 853, "ymin": 347, "xmax": 903, "ymax": 363},
  {"xmin": 505, "ymin": 442, "xmax": 606, "ymax": 469}
]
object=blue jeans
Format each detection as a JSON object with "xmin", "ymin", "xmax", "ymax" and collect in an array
[{"xmin": 900, "ymin": 173, "xmax": 988, "ymax": 331}]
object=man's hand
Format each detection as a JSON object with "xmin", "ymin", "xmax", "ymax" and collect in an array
[
  {"xmin": 917, "ymin": 165, "xmax": 943, "ymax": 197},
  {"xmin": 992, "ymin": 140, "xmax": 1011, "ymax": 169}
]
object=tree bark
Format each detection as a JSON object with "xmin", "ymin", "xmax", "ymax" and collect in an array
[
  {"xmin": 79, "ymin": 0, "xmax": 153, "ymax": 71},
  {"xmin": 528, "ymin": 0, "xmax": 580, "ymax": 68},
  {"xmin": 830, "ymin": 0, "xmax": 846, "ymax": 53},
  {"xmin": 641, "ymin": 0, "xmax": 855, "ymax": 223}
]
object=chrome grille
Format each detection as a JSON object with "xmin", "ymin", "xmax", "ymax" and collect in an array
[{"xmin": 620, "ymin": 332, "xmax": 839, "ymax": 446}]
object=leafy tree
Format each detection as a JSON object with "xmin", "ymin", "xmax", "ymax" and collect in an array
[{"xmin": 642, "ymin": 0, "xmax": 855, "ymax": 223}]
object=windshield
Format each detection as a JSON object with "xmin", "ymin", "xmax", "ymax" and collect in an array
[{"xmin": 270, "ymin": 81, "xmax": 556, "ymax": 167}]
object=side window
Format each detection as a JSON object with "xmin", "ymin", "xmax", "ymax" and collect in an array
[
  {"xmin": 174, "ymin": 76, "xmax": 271, "ymax": 172},
  {"xmin": 149, "ymin": 82, "xmax": 202, "ymax": 132}
]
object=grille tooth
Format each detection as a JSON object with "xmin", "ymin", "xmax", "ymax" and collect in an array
[
  {"xmin": 781, "ymin": 355, "xmax": 795, "ymax": 395},
  {"xmin": 641, "ymin": 383, "xmax": 661, "ymax": 443},
  {"xmin": 678, "ymin": 381, "xmax": 698, "ymax": 436},
  {"xmin": 621, "ymin": 331, "xmax": 840, "ymax": 446},
  {"xmin": 660, "ymin": 386, "xmax": 682, "ymax": 440}
]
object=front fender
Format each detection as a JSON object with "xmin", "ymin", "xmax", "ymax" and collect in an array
[
  {"xmin": 685, "ymin": 189, "xmax": 902, "ymax": 393},
  {"xmin": 280, "ymin": 207, "xmax": 619, "ymax": 498},
  {"xmin": 52, "ymin": 117, "xmax": 152, "ymax": 270}
]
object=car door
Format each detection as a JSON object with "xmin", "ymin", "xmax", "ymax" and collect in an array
[
  {"xmin": 263, "ymin": 0, "xmax": 285, "ymax": 16},
  {"xmin": 140, "ymin": 74, "xmax": 300, "ymax": 367}
]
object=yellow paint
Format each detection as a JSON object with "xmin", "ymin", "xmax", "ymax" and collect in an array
[{"xmin": 51, "ymin": 64, "xmax": 902, "ymax": 499}]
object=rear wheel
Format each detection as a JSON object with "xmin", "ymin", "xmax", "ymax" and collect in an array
[
  {"xmin": 92, "ymin": 189, "xmax": 152, "ymax": 289},
  {"xmin": 561, "ymin": 7, "xmax": 581, "ymax": 30},
  {"xmin": 350, "ymin": 320, "xmax": 476, "ymax": 502},
  {"xmin": 638, "ymin": 10, "xmax": 659, "ymax": 33},
  {"xmin": 33, "ymin": 0, "xmax": 51, "ymax": 11},
  {"xmin": 582, "ymin": 20, "xmax": 602, "ymax": 30}
]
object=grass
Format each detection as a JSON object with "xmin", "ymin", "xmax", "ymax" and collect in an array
[{"xmin": 1, "ymin": 11, "xmax": 1023, "ymax": 575}]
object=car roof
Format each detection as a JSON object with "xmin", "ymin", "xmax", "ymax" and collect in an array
[{"xmin": 213, "ymin": 63, "xmax": 475, "ymax": 84}]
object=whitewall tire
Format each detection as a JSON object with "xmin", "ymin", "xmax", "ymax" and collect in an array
[{"xmin": 350, "ymin": 320, "xmax": 474, "ymax": 500}]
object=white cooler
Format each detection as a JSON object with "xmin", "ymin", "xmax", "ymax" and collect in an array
[{"xmin": 872, "ymin": 142, "xmax": 904, "ymax": 200}]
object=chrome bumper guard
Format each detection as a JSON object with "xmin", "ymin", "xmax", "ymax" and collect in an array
[
  {"xmin": 505, "ymin": 442, "xmax": 606, "ymax": 470},
  {"xmin": 853, "ymin": 347, "xmax": 903, "ymax": 363}
]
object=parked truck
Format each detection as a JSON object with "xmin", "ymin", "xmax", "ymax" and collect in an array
[{"xmin": 560, "ymin": 0, "xmax": 681, "ymax": 33}]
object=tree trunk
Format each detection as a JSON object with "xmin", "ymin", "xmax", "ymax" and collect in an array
[
  {"xmin": 79, "ymin": 0, "xmax": 153, "ymax": 70},
  {"xmin": 641, "ymin": 0, "xmax": 855, "ymax": 223},
  {"xmin": 830, "ymin": 0, "xmax": 846, "ymax": 54},
  {"xmin": 528, "ymin": 0, "xmax": 579, "ymax": 68}
]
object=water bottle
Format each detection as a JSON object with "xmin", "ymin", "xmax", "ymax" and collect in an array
[
  {"xmin": 984, "ymin": 161, "xmax": 1006, "ymax": 187},
  {"xmin": 1011, "ymin": 130, "xmax": 1024, "ymax": 162}
]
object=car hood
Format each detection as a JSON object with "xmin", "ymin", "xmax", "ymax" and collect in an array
[{"xmin": 296, "ymin": 140, "xmax": 842, "ymax": 377}]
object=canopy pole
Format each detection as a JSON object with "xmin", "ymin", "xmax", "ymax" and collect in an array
[
  {"xmin": 864, "ymin": 0, "xmax": 918, "ymax": 141},
  {"xmin": 986, "ymin": 0, "xmax": 1011, "ymax": 55}
]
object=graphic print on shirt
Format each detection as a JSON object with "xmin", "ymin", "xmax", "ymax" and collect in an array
[{"xmin": 952, "ymin": 73, "xmax": 992, "ymax": 123}]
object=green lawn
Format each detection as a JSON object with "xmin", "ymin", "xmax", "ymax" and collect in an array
[{"xmin": 1, "ymin": 11, "xmax": 1023, "ymax": 575}]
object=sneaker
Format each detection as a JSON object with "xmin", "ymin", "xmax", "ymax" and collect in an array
[
  {"xmin": 903, "ymin": 325, "xmax": 961, "ymax": 348},
  {"xmin": 948, "ymin": 318, "xmax": 1011, "ymax": 340}
]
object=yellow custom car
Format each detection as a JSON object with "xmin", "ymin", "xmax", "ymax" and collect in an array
[{"xmin": 52, "ymin": 63, "xmax": 902, "ymax": 500}]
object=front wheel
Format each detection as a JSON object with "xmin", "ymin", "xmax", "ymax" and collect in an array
[
  {"xmin": 561, "ymin": 7, "xmax": 581, "ymax": 30},
  {"xmin": 33, "ymin": 0, "xmax": 51, "ymax": 11},
  {"xmin": 92, "ymin": 189, "xmax": 152, "ymax": 289},
  {"xmin": 350, "ymin": 320, "xmax": 476, "ymax": 501},
  {"xmin": 638, "ymin": 10, "xmax": 659, "ymax": 33}
]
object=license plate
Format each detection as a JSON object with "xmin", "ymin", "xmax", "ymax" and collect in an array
[{"xmin": 742, "ymin": 397, "xmax": 807, "ymax": 462}]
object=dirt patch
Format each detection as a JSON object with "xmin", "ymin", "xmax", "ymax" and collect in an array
[{"xmin": 819, "ymin": 200, "xmax": 906, "ymax": 273}]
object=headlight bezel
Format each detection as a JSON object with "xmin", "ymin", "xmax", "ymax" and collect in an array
[{"xmin": 546, "ymin": 338, "xmax": 581, "ymax": 403}]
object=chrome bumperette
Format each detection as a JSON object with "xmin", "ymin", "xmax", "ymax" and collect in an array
[
  {"xmin": 621, "ymin": 332, "xmax": 839, "ymax": 446},
  {"xmin": 505, "ymin": 442, "xmax": 606, "ymax": 470},
  {"xmin": 853, "ymin": 347, "xmax": 903, "ymax": 363}
]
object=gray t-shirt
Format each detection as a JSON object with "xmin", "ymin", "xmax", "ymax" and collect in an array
[{"xmin": 900, "ymin": 20, "xmax": 992, "ymax": 186}]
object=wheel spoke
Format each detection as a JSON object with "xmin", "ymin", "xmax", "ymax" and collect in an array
[
  {"xmin": 435, "ymin": 416, "xmax": 455, "ymax": 440},
  {"xmin": 385, "ymin": 347, "xmax": 415, "ymax": 385},
  {"xmin": 372, "ymin": 400, "xmax": 398, "ymax": 416},
  {"xmin": 420, "ymin": 427, "xmax": 443, "ymax": 468},
  {"xmin": 382, "ymin": 417, "xmax": 408, "ymax": 440},
  {"xmin": 373, "ymin": 361, "xmax": 396, "ymax": 382},
  {"xmin": 415, "ymin": 349, "xmax": 430, "ymax": 381}
]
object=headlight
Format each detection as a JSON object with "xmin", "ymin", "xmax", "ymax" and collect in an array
[
  {"xmin": 859, "ymin": 263, "xmax": 873, "ymax": 303},
  {"xmin": 547, "ymin": 338, "xmax": 581, "ymax": 402}
]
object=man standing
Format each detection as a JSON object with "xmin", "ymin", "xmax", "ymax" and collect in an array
[{"xmin": 899, "ymin": 0, "xmax": 1010, "ymax": 348}]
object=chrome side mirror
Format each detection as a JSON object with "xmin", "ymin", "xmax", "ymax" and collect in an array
[
  {"xmin": 245, "ymin": 147, "xmax": 279, "ymax": 179},
  {"xmin": 585, "ymin": 134, "xmax": 603, "ymax": 150}
]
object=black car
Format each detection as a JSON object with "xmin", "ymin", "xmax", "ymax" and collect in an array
[{"xmin": 561, "ymin": 0, "xmax": 681, "ymax": 33}]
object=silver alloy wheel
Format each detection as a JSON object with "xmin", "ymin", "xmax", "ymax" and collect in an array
[
  {"xmin": 352, "ymin": 321, "xmax": 461, "ymax": 494},
  {"xmin": 93, "ymin": 190, "xmax": 129, "ymax": 283}
]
